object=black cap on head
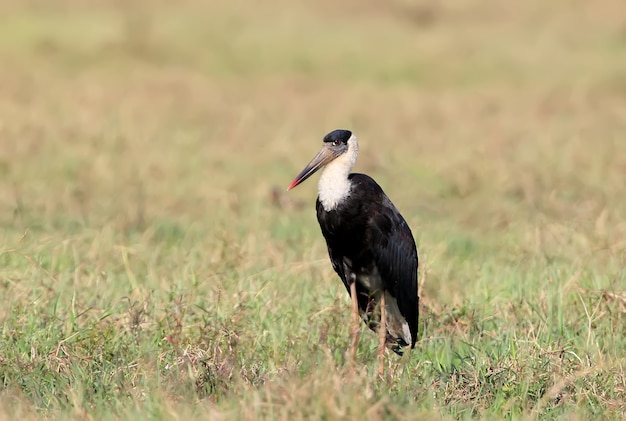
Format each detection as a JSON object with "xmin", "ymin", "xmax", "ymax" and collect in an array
[{"xmin": 323, "ymin": 129, "xmax": 352, "ymax": 144}]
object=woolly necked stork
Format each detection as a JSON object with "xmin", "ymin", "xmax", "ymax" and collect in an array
[{"xmin": 287, "ymin": 129, "xmax": 419, "ymax": 374}]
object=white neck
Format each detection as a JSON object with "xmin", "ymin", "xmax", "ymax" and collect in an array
[{"xmin": 318, "ymin": 135, "xmax": 359, "ymax": 211}]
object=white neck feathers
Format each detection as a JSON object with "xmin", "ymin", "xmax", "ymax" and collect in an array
[{"xmin": 318, "ymin": 135, "xmax": 359, "ymax": 211}]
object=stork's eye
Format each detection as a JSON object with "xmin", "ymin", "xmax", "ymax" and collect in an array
[{"xmin": 333, "ymin": 140, "xmax": 341, "ymax": 146}]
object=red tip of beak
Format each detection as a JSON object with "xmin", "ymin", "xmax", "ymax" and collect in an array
[{"xmin": 287, "ymin": 179, "xmax": 299, "ymax": 191}]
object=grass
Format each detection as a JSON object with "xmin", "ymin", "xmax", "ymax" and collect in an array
[{"xmin": 1, "ymin": 0, "xmax": 625, "ymax": 419}]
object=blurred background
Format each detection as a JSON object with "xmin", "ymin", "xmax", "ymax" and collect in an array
[
  {"xmin": 1, "ymin": 0, "xmax": 625, "ymax": 294},
  {"xmin": 1, "ymin": 0, "xmax": 625, "ymax": 417}
]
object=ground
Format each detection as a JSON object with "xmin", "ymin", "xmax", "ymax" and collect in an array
[{"xmin": 0, "ymin": 0, "xmax": 625, "ymax": 419}]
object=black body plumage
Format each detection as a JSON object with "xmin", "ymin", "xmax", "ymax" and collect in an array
[{"xmin": 316, "ymin": 173, "xmax": 419, "ymax": 354}]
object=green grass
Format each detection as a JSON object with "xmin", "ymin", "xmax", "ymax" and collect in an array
[{"xmin": 1, "ymin": 0, "xmax": 626, "ymax": 419}]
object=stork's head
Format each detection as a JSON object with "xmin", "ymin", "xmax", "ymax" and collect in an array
[{"xmin": 288, "ymin": 129, "xmax": 358, "ymax": 191}]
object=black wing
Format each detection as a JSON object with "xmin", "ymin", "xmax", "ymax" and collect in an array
[{"xmin": 368, "ymin": 195, "xmax": 419, "ymax": 348}]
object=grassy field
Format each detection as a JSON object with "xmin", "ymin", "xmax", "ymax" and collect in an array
[{"xmin": 1, "ymin": 0, "xmax": 626, "ymax": 419}]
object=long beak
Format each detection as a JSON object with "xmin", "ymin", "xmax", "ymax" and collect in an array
[{"xmin": 288, "ymin": 145, "xmax": 338, "ymax": 191}]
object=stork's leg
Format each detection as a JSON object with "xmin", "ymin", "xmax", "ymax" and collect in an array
[
  {"xmin": 377, "ymin": 292, "xmax": 387, "ymax": 377},
  {"xmin": 349, "ymin": 281, "xmax": 360, "ymax": 364}
]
